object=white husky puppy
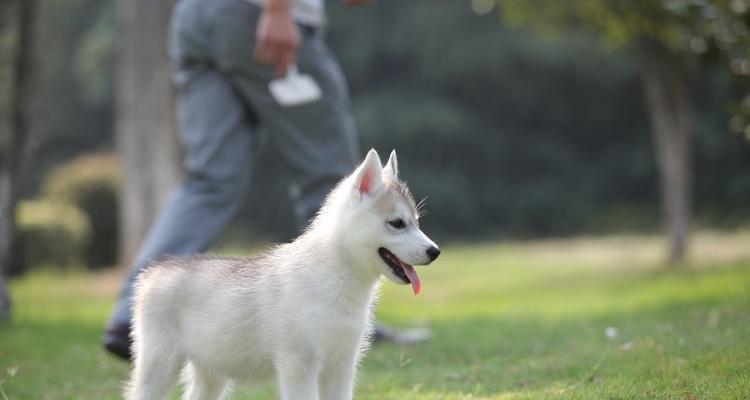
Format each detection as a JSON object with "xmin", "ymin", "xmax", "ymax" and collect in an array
[{"xmin": 126, "ymin": 149, "xmax": 440, "ymax": 400}]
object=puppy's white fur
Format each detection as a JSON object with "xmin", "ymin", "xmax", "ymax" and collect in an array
[{"xmin": 126, "ymin": 149, "xmax": 439, "ymax": 400}]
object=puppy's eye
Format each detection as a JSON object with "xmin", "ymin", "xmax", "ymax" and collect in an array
[{"xmin": 388, "ymin": 219, "xmax": 406, "ymax": 229}]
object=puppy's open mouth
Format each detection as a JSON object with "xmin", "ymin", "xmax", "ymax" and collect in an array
[{"xmin": 378, "ymin": 247, "xmax": 421, "ymax": 295}]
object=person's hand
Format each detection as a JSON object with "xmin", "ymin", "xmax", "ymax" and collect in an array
[
  {"xmin": 343, "ymin": 0, "xmax": 374, "ymax": 6},
  {"xmin": 255, "ymin": 8, "xmax": 300, "ymax": 77}
]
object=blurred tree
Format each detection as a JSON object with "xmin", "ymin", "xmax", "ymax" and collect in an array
[
  {"xmin": 496, "ymin": 0, "xmax": 750, "ymax": 264},
  {"xmin": 115, "ymin": 0, "xmax": 180, "ymax": 265},
  {"xmin": 29, "ymin": 0, "xmax": 116, "ymax": 190},
  {"xmin": 0, "ymin": 0, "xmax": 38, "ymax": 318}
]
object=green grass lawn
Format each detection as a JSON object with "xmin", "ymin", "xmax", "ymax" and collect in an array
[{"xmin": 2, "ymin": 233, "xmax": 750, "ymax": 399}]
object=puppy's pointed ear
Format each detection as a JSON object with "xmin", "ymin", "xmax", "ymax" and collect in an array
[
  {"xmin": 383, "ymin": 149, "xmax": 399, "ymax": 181},
  {"xmin": 352, "ymin": 149, "xmax": 384, "ymax": 200}
]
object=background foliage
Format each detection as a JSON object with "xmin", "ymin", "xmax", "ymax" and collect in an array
[
  {"xmin": 42, "ymin": 153, "xmax": 120, "ymax": 268},
  {"xmin": 2, "ymin": 0, "xmax": 749, "ymax": 246},
  {"xmin": 13, "ymin": 199, "xmax": 91, "ymax": 275}
]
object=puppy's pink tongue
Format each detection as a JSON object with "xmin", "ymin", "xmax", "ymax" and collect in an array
[{"xmin": 401, "ymin": 264, "xmax": 421, "ymax": 295}]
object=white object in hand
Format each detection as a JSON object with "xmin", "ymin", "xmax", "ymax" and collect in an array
[{"xmin": 268, "ymin": 65, "xmax": 322, "ymax": 106}]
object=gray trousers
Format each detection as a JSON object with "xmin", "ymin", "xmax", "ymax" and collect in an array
[{"xmin": 111, "ymin": 0, "xmax": 359, "ymax": 325}]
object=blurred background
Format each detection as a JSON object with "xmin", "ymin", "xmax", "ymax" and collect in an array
[
  {"xmin": 2, "ymin": 0, "xmax": 750, "ymax": 273},
  {"xmin": 0, "ymin": 0, "xmax": 749, "ymax": 398}
]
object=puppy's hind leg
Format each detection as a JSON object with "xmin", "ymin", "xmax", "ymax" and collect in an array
[
  {"xmin": 182, "ymin": 362, "xmax": 229, "ymax": 400},
  {"xmin": 125, "ymin": 330, "xmax": 185, "ymax": 400}
]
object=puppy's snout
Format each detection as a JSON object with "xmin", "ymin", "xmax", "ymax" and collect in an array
[{"xmin": 426, "ymin": 246, "xmax": 441, "ymax": 262}]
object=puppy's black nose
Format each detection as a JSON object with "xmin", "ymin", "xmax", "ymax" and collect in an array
[{"xmin": 426, "ymin": 246, "xmax": 441, "ymax": 262}]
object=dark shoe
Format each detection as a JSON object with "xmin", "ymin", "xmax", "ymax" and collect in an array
[
  {"xmin": 103, "ymin": 321, "xmax": 132, "ymax": 361},
  {"xmin": 373, "ymin": 323, "xmax": 431, "ymax": 345}
]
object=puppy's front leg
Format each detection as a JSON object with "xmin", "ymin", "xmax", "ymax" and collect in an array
[
  {"xmin": 319, "ymin": 355, "xmax": 356, "ymax": 400},
  {"xmin": 276, "ymin": 355, "xmax": 319, "ymax": 400}
]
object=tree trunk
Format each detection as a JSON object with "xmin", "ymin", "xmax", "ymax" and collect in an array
[
  {"xmin": 636, "ymin": 38, "xmax": 692, "ymax": 265},
  {"xmin": 0, "ymin": 162, "xmax": 12, "ymax": 318},
  {"xmin": 0, "ymin": 0, "xmax": 39, "ymax": 319},
  {"xmin": 115, "ymin": 0, "xmax": 181, "ymax": 266}
]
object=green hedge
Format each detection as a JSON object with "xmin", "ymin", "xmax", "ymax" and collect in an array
[
  {"xmin": 13, "ymin": 200, "xmax": 91, "ymax": 276},
  {"xmin": 43, "ymin": 153, "xmax": 121, "ymax": 268}
]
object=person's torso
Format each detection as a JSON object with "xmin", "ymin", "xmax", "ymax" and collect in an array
[{"xmin": 243, "ymin": 0, "xmax": 325, "ymax": 27}]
